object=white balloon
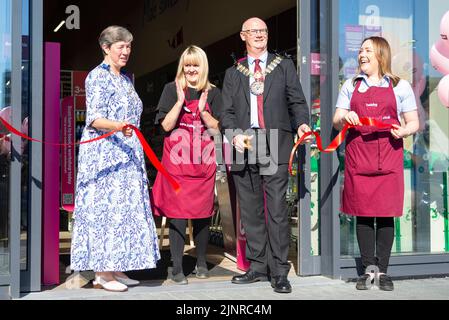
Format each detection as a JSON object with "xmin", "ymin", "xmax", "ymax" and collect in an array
[
  {"xmin": 430, "ymin": 40, "xmax": 449, "ymax": 75},
  {"xmin": 437, "ymin": 74, "xmax": 449, "ymax": 108},
  {"xmin": 440, "ymin": 11, "xmax": 449, "ymax": 49}
]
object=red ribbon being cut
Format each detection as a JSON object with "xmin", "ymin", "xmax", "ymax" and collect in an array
[
  {"xmin": 0, "ymin": 116, "xmax": 180, "ymax": 193},
  {"xmin": 289, "ymin": 117, "xmax": 395, "ymax": 176}
]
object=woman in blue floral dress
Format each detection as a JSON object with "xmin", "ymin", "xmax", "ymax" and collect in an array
[{"xmin": 71, "ymin": 26, "xmax": 160, "ymax": 292}]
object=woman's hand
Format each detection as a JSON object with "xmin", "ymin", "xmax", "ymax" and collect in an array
[
  {"xmin": 344, "ymin": 111, "xmax": 361, "ymax": 126},
  {"xmin": 91, "ymin": 118, "xmax": 132, "ymax": 137},
  {"xmin": 391, "ymin": 124, "xmax": 410, "ymax": 140},
  {"xmin": 115, "ymin": 121, "xmax": 133, "ymax": 137},
  {"xmin": 175, "ymin": 79, "xmax": 185, "ymax": 104},
  {"xmin": 198, "ymin": 89, "xmax": 209, "ymax": 114}
]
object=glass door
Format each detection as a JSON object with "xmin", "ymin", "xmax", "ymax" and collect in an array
[
  {"xmin": 0, "ymin": 0, "xmax": 12, "ymax": 283},
  {"xmin": 337, "ymin": 0, "xmax": 449, "ymax": 277},
  {"xmin": 0, "ymin": 0, "xmax": 41, "ymax": 298}
]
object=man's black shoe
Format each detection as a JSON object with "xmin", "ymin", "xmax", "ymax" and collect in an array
[
  {"xmin": 231, "ymin": 270, "xmax": 268, "ymax": 284},
  {"xmin": 377, "ymin": 274, "xmax": 394, "ymax": 291},
  {"xmin": 270, "ymin": 275, "xmax": 292, "ymax": 294}
]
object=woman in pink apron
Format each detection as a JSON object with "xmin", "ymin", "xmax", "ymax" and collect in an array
[
  {"xmin": 333, "ymin": 37, "xmax": 419, "ymax": 291},
  {"xmin": 152, "ymin": 46, "xmax": 222, "ymax": 284}
]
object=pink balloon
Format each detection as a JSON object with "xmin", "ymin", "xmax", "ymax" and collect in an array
[
  {"xmin": 440, "ymin": 11, "xmax": 449, "ymax": 49},
  {"xmin": 21, "ymin": 117, "xmax": 29, "ymax": 154},
  {"xmin": 438, "ymin": 74, "xmax": 449, "ymax": 108},
  {"xmin": 0, "ymin": 106, "xmax": 11, "ymax": 119},
  {"xmin": 0, "ymin": 107, "xmax": 11, "ymax": 133},
  {"xmin": 21, "ymin": 117, "xmax": 28, "ymax": 136},
  {"xmin": 430, "ymin": 40, "xmax": 449, "ymax": 75},
  {"xmin": 0, "ymin": 107, "xmax": 12, "ymax": 155}
]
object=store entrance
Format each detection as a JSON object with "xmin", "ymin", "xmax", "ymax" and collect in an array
[{"xmin": 42, "ymin": 0, "xmax": 300, "ymax": 287}]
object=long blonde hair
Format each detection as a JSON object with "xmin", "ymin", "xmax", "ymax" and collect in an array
[
  {"xmin": 175, "ymin": 45, "xmax": 214, "ymax": 91},
  {"xmin": 354, "ymin": 36, "xmax": 400, "ymax": 87}
]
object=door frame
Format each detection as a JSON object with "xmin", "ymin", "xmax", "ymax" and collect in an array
[
  {"xmin": 20, "ymin": 0, "xmax": 43, "ymax": 294},
  {"xmin": 7, "ymin": 0, "xmax": 43, "ymax": 299}
]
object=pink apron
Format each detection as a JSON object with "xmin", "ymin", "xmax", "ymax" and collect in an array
[
  {"xmin": 341, "ymin": 80, "xmax": 404, "ymax": 217},
  {"xmin": 152, "ymin": 96, "xmax": 216, "ymax": 219}
]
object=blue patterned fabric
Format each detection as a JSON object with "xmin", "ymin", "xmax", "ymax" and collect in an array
[{"xmin": 71, "ymin": 63, "xmax": 160, "ymax": 272}]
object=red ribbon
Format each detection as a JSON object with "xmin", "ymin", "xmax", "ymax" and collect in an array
[
  {"xmin": 289, "ymin": 117, "xmax": 395, "ymax": 176},
  {"xmin": 127, "ymin": 124, "xmax": 180, "ymax": 193},
  {"xmin": 0, "ymin": 116, "xmax": 180, "ymax": 193}
]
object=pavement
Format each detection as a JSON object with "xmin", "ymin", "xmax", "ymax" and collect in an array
[{"xmin": 19, "ymin": 274, "xmax": 449, "ymax": 301}]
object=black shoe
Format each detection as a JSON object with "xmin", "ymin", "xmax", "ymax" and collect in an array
[
  {"xmin": 377, "ymin": 274, "xmax": 394, "ymax": 291},
  {"xmin": 193, "ymin": 266, "xmax": 209, "ymax": 279},
  {"xmin": 270, "ymin": 275, "xmax": 292, "ymax": 294},
  {"xmin": 231, "ymin": 270, "xmax": 268, "ymax": 284},
  {"xmin": 356, "ymin": 274, "xmax": 374, "ymax": 290},
  {"xmin": 171, "ymin": 272, "xmax": 188, "ymax": 285}
]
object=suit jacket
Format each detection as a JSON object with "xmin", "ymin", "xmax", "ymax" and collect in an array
[{"xmin": 220, "ymin": 53, "xmax": 309, "ymax": 171}]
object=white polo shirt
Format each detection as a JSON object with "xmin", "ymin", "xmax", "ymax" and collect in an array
[{"xmin": 336, "ymin": 74, "xmax": 417, "ymax": 121}]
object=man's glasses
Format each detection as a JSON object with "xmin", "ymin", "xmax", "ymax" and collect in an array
[{"xmin": 241, "ymin": 28, "xmax": 268, "ymax": 36}]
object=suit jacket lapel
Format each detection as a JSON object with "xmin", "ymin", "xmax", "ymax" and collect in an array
[{"xmin": 263, "ymin": 53, "xmax": 276, "ymax": 103}]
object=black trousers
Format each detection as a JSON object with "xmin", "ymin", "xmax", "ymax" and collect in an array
[
  {"xmin": 169, "ymin": 218, "xmax": 211, "ymax": 275},
  {"xmin": 232, "ymin": 163, "xmax": 291, "ymax": 277},
  {"xmin": 356, "ymin": 217, "xmax": 395, "ymax": 274}
]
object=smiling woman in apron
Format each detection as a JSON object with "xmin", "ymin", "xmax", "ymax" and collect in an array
[
  {"xmin": 152, "ymin": 45, "xmax": 222, "ymax": 285},
  {"xmin": 333, "ymin": 37, "xmax": 419, "ymax": 291}
]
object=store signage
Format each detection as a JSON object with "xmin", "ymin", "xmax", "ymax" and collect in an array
[
  {"xmin": 311, "ymin": 53, "xmax": 321, "ymax": 76},
  {"xmin": 61, "ymin": 96, "xmax": 75, "ymax": 212},
  {"xmin": 144, "ymin": 0, "xmax": 180, "ymax": 22},
  {"xmin": 345, "ymin": 24, "xmax": 382, "ymax": 54},
  {"xmin": 73, "ymin": 71, "xmax": 88, "ymax": 109}
]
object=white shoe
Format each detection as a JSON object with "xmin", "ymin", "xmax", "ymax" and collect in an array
[
  {"xmin": 93, "ymin": 276, "xmax": 128, "ymax": 292},
  {"xmin": 115, "ymin": 276, "xmax": 140, "ymax": 287}
]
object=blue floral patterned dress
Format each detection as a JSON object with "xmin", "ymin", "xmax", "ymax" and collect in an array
[{"xmin": 70, "ymin": 63, "xmax": 160, "ymax": 272}]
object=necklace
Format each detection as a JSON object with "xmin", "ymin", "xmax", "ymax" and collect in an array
[{"xmin": 236, "ymin": 56, "xmax": 283, "ymax": 96}]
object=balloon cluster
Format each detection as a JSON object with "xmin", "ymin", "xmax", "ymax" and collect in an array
[
  {"xmin": 430, "ymin": 11, "xmax": 449, "ymax": 107},
  {"xmin": 0, "ymin": 106, "xmax": 29, "ymax": 155}
]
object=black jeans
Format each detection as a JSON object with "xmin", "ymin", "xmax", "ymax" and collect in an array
[{"xmin": 356, "ymin": 217, "xmax": 395, "ymax": 274}]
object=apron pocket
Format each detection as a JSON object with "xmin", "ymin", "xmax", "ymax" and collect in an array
[
  {"xmin": 347, "ymin": 140, "xmax": 381, "ymax": 175},
  {"xmin": 378, "ymin": 138, "xmax": 403, "ymax": 174}
]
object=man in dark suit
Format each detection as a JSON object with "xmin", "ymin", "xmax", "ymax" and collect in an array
[{"xmin": 220, "ymin": 17, "xmax": 311, "ymax": 294}]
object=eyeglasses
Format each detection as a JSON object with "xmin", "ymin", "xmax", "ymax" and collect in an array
[{"xmin": 241, "ymin": 28, "xmax": 268, "ymax": 36}]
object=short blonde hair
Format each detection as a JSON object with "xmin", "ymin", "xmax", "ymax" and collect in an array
[
  {"xmin": 98, "ymin": 26, "xmax": 133, "ymax": 56},
  {"xmin": 175, "ymin": 45, "xmax": 214, "ymax": 91}
]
